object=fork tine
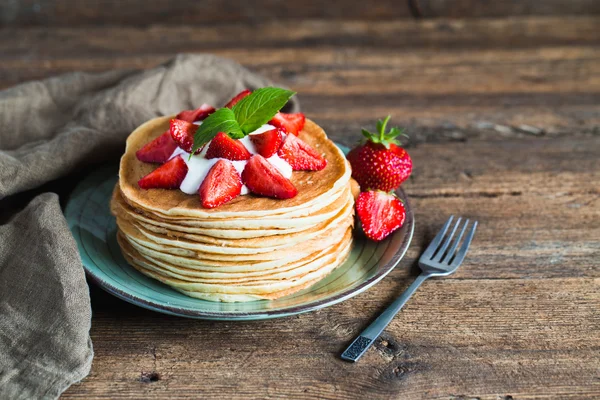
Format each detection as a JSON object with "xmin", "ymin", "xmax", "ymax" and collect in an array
[
  {"xmin": 433, "ymin": 217, "xmax": 462, "ymax": 262},
  {"xmin": 421, "ymin": 216, "xmax": 454, "ymax": 260},
  {"xmin": 441, "ymin": 219, "xmax": 469, "ymax": 264},
  {"xmin": 450, "ymin": 221, "xmax": 478, "ymax": 267}
]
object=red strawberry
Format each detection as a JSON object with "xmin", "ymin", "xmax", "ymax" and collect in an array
[
  {"xmin": 278, "ymin": 133, "xmax": 327, "ymax": 171},
  {"xmin": 356, "ymin": 190, "xmax": 406, "ymax": 241},
  {"xmin": 346, "ymin": 116, "xmax": 412, "ymax": 192},
  {"xmin": 242, "ymin": 155, "xmax": 297, "ymax": 199},
  {"xmin": 269, "ymin": 112, "xmax": 305, "ymax": 136},
  {"xmin": 136, "ymin": 131, "xmax": 178, "ymax": 164},
  {"xmin": 198, "ymin": 159, "xmax": 242, "ymax": 208},
  {"xmin": 138, "ymin": 156, "xmax": 188, "ymax": 190},
  {"xmin": 176, "ymin": 104, "xmax": 216, "ymax": 123},
  {"xmin": 206, "ymin": 132, "xmax": 251, "ymax": 161},
  {"xmin": 250, "ymin": 128, "xmax": 283, "ymax": 158},
  {"xmin": 169, "ymin": 118, "xmax": 201, "ymax": 154},
  {"xmin": 224, "ymin": 89, "xmax": 251, "ymax": 108}
]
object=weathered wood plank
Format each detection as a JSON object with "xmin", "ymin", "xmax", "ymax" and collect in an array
[
  {"xmin": 61, "ymin": 277, "xmax": 599, "ymax": 399},
  {"xmin": 414, "ymin": 0, "xmax": 600, "ymax": 18},
  {"xmin": 3, "ymin": 13, "xmax": 598, "ymax": 400},
  {"xmin": 388, "ymin": 139, "xmax": 600, "ymax": 281},
  {"xmin": 0, "ymin": 0, "xmax": 413, "ymax": 27},
  {"xmin": 1, "ymin": 18, "xmax": 599, "ymax": 131},
  {"xmin": 62, "ymin": 134, "xmax": 600, "ymax": 398},
  {"xmin": 3, "ymin": 0, "xmax": 599, "ymax": 28},
  {"xmin": 2, "ymin": 17, "xmax": 599, "ymax": 56}
]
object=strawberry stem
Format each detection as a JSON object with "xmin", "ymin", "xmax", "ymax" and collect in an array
[
  {"xmin": 361, "ymin": 115, "xmax": 407, "ymax": 149},
  {"xmin": 379, "ymin": 115, "xmax": 391, "ymax": 142}
]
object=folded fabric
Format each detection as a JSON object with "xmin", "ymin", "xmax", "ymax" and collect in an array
[{"xmin": 0, "ymin": 54, "xmax": 299, "ymax": 399}]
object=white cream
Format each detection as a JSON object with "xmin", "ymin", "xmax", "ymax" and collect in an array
[
  {"xmin": 266, "ymin": 154, "xmax": 293, "ymax": 178},
  {"xmin": 169, "ymin": 124, "xmax": 292, "ymax": 196}
]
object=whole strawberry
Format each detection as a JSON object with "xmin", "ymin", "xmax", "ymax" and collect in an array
[{"xmin": 347, "ymin": 116, "xmax": 412, "ymax": 192}]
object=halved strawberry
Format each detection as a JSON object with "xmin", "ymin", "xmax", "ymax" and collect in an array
[
  {"xmin": 356, "ymin": 190, "xmax": 406, "ymax": 241},
  {"xmin": 198, "ymin": 159, "xmax": 242, "ymax": 208},
  {"xmin": 269, "ymin": 112, "xmax": 305, "ymax": 136},
  {"xmin": 136, "ymin": 131, "xmax": 178, "ymax": 164},
  {"xmin": 278, "ymin": 133, "xmax": 327, "ymax": 171},
  {"xmin": 206, "ymin": 132, "xmax": 251, "ymax": 161},
  {"xmin": 138, "ymin": 156, "xmax": 188, "ymax": 190},
  {"xmin": 224, "ymin": 89, "xmax": 251, "ymax": 108},
  {"xmin": 241, "ymin": 155, "xmax": 297, "ymax": 199},
  {"xmin": 176, "ymin": 104, "xmax": 216, "ymax": 123},
  {"xmin": 169, "ymin": 118, "xmax": 200, "ymax": 154},
  {"xmin": 250, "ymin": 128, "xmax": 283, "ymax": 158}
]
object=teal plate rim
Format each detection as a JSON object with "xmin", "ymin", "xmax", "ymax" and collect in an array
[{"xmin": 66, "ymin": 153, "xmax": 414, "ymax": 321}]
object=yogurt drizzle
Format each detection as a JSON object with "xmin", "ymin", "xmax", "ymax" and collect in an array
[{"xmin": 169, "ymin": 124, "xmax": 292, "ymax": 195}]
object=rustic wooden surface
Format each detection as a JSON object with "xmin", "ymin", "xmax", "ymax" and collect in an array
[
  {"xmin": 2, "ymin": 0, "xmax": 599, "ymax": 26},
  {"xmin": 2, "ymin": 5, "xmax": 599, "ymax": 399}
]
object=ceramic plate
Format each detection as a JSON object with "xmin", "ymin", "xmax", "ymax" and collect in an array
[{"xmin": 65, "ymin": 147, "xmax": 414, "ymax": 320}]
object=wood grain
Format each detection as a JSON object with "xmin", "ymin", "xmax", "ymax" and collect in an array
[
  {"xmin": 62, "ymin": 132, "xmax": 600, "ymax": 399},
  {"xmin": 0, "ymin": 0, "xmax": 413, "ymax": 27},
  {"xmin": 63, "ymin": 277, "xmax": 599, "ymax": 399},
  {"xmin": 1, "ymin": 12, "xmax": 598, "ymax": 400},
  {"xmin": 413, "ymin": 0, "xmax": 600, "ymax": 18},
  {"xmin": 1, "ymin": 17, "xmax": 599, "ymax": 132},
  {"xmin": 2, "ymin": 0, "xmax": 599, "ymax": 27}
]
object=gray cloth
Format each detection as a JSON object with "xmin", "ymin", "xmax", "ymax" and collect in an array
[{"xmin": 0, "ymin": 54, "xmax": 298, "ymax": 399}]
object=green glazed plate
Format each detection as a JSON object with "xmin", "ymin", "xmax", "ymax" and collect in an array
[{"xmin": 65, "ymin": 147, "xmax": 414, "ymax": 320}]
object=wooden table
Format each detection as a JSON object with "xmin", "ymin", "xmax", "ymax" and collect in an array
[{"xmin": 2, "ymin": 2, "xmax": 599, "ymax": 398}]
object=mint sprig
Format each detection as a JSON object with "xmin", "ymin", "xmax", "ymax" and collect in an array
[
  {"xmin": 192, "ymin": 108, "xmax": 243, "ymax": 153},
  {"xmin": 233, "ymin": 87, "xmax": 295, "ymax": 134},
  {"xmin": 191, "ymin": 87, "xmax": 295, "ymax": 154}
]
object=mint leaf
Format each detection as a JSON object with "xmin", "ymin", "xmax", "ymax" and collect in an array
[
  {"xmin": 191, "ymin": 108, "xmax": 242, "ymax": 154},
  {"xmin": 189, "ymin": 87, "xmax": 295, "ymax": 153},
  {"xmin": 232, "ymin": 87, "xmax": 295, "ymax": 134}
]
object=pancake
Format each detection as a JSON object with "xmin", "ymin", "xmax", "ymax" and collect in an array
[
  {"xmin": 122, "ymin": 230, "xmax": 353, "ymax": 300},
  {"xmin": 121, "ymin": 233, "xmax": 343, "ymax": 277},
  {"xmin": 117, "ymin": 210, "xmax": 353, "ymax": 261},
  {"xmin": 118, "ymin": 229, "xmax": 352, "ymax": 283},
  {"xmin": 120, "ymin": 232, "xmax": 337, "ymax": 273},
  {"xmin": 112, "ymin": 183, "xmax": 351, "ymax": 231},
  {"xmin": 119, "ymin": 116, "xmax": 351, "ymax": 219},
  {"xmin": 113, "ymin": 114, "xmax": 355, "ymax": 302},
  {"xmin": 118, "ymin": 190, "xmax": 354, "ymax": 248}
]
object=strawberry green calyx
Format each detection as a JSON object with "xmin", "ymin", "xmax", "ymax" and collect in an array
[{"xmin": 361, "ymin": 115, "xmax": 407, "ymax": 149}]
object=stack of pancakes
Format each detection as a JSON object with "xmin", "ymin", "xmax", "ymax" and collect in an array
[{"xmin": 111, "ymin": 116, "xmax": 356, "ymax": 302}]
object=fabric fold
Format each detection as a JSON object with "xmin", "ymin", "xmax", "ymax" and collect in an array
[{"xmin": 0, "ymin": 53, "xmax": 296, "ymax": 398}]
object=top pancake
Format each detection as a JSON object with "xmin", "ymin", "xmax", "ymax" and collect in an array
[{"xmin": 119, "ymin": 116, "xmax": 351, "ymax": 218}]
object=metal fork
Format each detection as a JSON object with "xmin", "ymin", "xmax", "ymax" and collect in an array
[{"xmin": 341, "ymin": 216, "xmax": 478, "ymax": 362}]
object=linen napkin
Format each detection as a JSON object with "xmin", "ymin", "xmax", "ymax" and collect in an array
[{"xmin": 0, "ymin": 53, "xmax": 299, "ymax": 399}]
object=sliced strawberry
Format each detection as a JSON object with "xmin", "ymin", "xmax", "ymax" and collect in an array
[
  {"xmin": 169, "ymin": 118, "xmax": 200, "ymax": 154},
  {"xmin": 206, "ymin": 132, "xmax": 251, "ymax": 161},
  {"xmin": 198, "ymin": 159, "xmax": 242, "ymax": 208},
  {"xmin": 138, "ymin": 156, "xmax": 188, "ymax": 190},
  {"xmin": 241, "ymin": 155, "xmax": 297, "ymax": 199},
  {"xmin": 278, "ymin": 133, "xmax": 327, "ymax": 171},
  {"xmin": 224, "ymin": 89, "xmax": 251, "ymax": 108},
  {"xmin": 269, "ymin": 112, "xmax": 306, "ymax": 136},
  {"xmin": 356, "ymin": 190, "xmax": 406, "ymax": 241},
  {"xmin": 136, "ymin": 131, "xmax": 178, "ymax": 164},
  {"xmin": 176, "ymin": 104, "xmax": 216, "ymax": 123},
  {"xmin": 250, "ymin": 128, "xmax": 283, "ymax": 158}
]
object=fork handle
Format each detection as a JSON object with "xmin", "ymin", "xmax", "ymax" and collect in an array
[{"xmin": 341, "ymin": 272, "xmax": 430, "ymax": 362}]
